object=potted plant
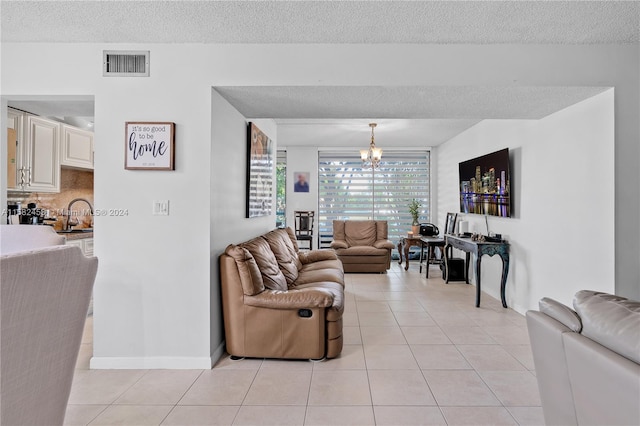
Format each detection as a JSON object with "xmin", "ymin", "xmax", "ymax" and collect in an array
[{"xmin": 408, "ymin": 199, "xmax": 421, "ymax": 235}]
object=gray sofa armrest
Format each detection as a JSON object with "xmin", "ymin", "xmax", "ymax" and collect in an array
[
  {"xmin": 373, "ymin": 239, "xmax": 395, "ymax": 250},
  {"xmin": 573, "ymin": 290, "xmax": 640, "ymax": 364},
  {"xmin": 330, "ymin": 239, "xmax": 348, "ymax": 249},
  {"xmin": 244, "ymin": 288, "xmax": 334, "ymax": 309},
  {"xmin": 539, "ymin": 297, "xmax": 582, "ymax": 332}
]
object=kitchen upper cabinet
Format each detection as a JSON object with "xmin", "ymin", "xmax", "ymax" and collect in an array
[
  {"xmin": 23, "ymin": 115, "xmax": 60, "ymax": 192},
  {"xmin": 60, "ymin": 124, "xmax": 94, "ymax": 170},
  {"xmin": 6, "ymin": 109, "xmax": 23, "ymax": 191}
]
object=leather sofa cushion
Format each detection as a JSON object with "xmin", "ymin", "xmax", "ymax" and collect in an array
[
  {"xmin": 330, "ymin": 240, "xmax": 348, "ymax": 249},
  {"xmin": 335, "ymin": 246, "xmax": 390, "ymax": 256},
  {"xmin": 345, "ymin": 220, "xmax": 377, "ymax": 247},
  {"xmin": 263, "ymin": 228, "xmax": 299, "ymax": 286},
  {"xmin": 298, "ymin": 250, "xmax": 338, "ymax": 264},
  {"xmin": 224, "ymin": 244, "xmax": 265, "ymax": 296},
  {"xmin": 244, "ymin": 287, "xmax": 335, "ymax": 309},
  {"xmin": 240, "ymin": 237, "xmax": 288, "ymax": 291},
  {"xmin": 376, "ymin": 221, "xmax": 388, "ymax": 239},
  {"xmin": 373, "ymin": 239, "xmax": 396, "ymax": 250},
  {"xmin": 299, "ymin": 259, "xmax": 344, "ymax": 274},
  {"xmin": 295, "ymin": 268, "xmax": 344, "ymax": 287},
  {"xmin": 573, "ymin": 290, "xmax": 640, "ymax": 364},
  {"xmin": 539, "ymin": 297, "xmax": 582, "ymax": 332},
  {"xmin": 332, "ymin": 220, "xmax": 346, "ymax": 241}
]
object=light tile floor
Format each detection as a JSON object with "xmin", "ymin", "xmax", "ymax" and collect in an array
[{"xmin": 66, "ymin": 262, "xmax": 544, "ymax": 425}]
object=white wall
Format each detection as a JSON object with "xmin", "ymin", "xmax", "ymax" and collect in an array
[
  {"xmin": 437, "ymin": 90, "xmax": 615, "ymax": 312},
  {"xmin": 1, "ymin": 42, "xmax": 637, "ymax": 368},
  {"xmin": 285, "ymin": 147, "xmax": 319, "ymax": 247},
  {"xmin": 89, "ymin": 48, "xmax": 215, "ymax": 368},
  {"xmin": 210, "ymin": 90, "xmax": 277, "ymax": 358}
]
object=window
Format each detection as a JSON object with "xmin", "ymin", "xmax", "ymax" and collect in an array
[
  {"xmin": 276, "ymin": 150, "xmax": 287, "ymax": 228},
  {"xmin": 318, "ymin": 150, "xmax": 430, "ymax": 245}
]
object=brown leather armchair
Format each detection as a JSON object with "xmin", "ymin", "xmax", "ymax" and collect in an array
[
  {"xmin": 220, "ymin": 228, "xmax": 344, "ymax": 360},
  {"xmin": 331, "ymin": 220, "xmax": 396, "ymax": 273}
]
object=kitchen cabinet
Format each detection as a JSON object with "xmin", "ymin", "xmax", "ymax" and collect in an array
[
  {"xmin": 65, "ymin": 237, "xmax": 93, "ymax": 256},
  {"xmin": 25, "ymin": 115, "xmax": 60, "ymax": 192},
  {"xmin": 7, "ymin": 128, "xmax": 17, "ymax": 188},
  {"xmin": 60, "ymin": 124, "xmax": 94, "ymax": 170},
  {"xmin": 7, "ymin": 110, "xmax": 61, "ymax": 192},
  {"xmin": 6, "ymin": 109, "xmax": 23, "ymax": 190}
]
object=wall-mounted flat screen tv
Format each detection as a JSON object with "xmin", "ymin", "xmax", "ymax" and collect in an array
[{"xmin": 459, "ymin": 148, "xmax": 511, "ymax": 218}]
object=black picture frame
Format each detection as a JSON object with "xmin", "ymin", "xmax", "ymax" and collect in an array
[{"xmin": 444, "ymin": 212, "xmax": 458, "ymax": 235}]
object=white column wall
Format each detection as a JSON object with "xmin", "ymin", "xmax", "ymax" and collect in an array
[
  {"xmin": 437, "ymin": 90, "xmax": 615, "ymax": 312},
  {"xmin": 210, "ymin": 90, "xmax": 277, "ymax": 358}
]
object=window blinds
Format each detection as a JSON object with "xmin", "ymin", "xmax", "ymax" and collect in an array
[{"xmin": 318, "ymin": 150, "xmax": 430, "ymax": 245}]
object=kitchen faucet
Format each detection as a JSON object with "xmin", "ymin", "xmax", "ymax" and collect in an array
[{"xmin": 65, "ymin": 198, "xmax": 94, "ymax": 230}]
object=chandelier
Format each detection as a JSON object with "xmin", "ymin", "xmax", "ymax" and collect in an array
[{"xmin": 360, "ymin": 123, "xmax": 383, "ymax": 169}]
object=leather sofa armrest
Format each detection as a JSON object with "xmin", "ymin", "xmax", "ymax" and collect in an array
[
  {"xmin": 373, "ymin": 239, "xmax": 395, "ymax": 250},
  {"xmin": 539, "ymin": 297, "xmax": 582, "ymax": 332},
  {"xmin": 245, "ymin": 288, "xmax": 334, "ymax": 309},
  {"xmin": 330, "ymin": 240, "xmax": 348, "ymax": 249},
  {"xmin": 298, "ymin": 249, "xmax": 338, "ymax": 264}
]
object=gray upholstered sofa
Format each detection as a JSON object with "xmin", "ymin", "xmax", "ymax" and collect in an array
[
  {"xmin": 330, "ymin": 220, "xmax": 395, "ymax": 273},
  {"xmin": 526, "ymin": 290, "xmax": 640, "ymax": 426},
  {"xmin": 0, "ymin": 225, "xmax": 98, "ymax": 425}
]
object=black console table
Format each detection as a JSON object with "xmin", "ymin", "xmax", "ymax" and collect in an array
[{"xmin": 444, "ymin": 235, "xmax": 510, "ymax": 308}]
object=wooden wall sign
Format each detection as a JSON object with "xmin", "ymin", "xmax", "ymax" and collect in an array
[{"xmin": 125, "ymin": 122, "xmax": 175, "ymax": 170}]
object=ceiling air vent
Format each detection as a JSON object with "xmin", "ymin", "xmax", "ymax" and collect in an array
[{"xmin": 103, "ymin": 50, "xmax": 149, "ymax": 77}]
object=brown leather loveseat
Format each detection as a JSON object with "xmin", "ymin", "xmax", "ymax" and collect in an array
[
  {"xmin": 331, "ymin": 220, "xmax": 395, "ymax": 273},
  {"xmin": 220, "ymin": 227, "xmax": 344, "ymax": 360}
]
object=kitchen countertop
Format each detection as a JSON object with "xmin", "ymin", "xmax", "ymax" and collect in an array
[{"xmin": 57, "ymin": 231, "xmax": 94, "ymax": 240}]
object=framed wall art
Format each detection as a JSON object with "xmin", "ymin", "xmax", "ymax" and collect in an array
[
  {"xmin": 293, "ymin": 171, "xmax": 310, "ymax": 192},
  {"xmin": 125, "ymin": 122, "xmax": 175, "ymax": 170},
  {"xmin": 246, "ymin": 122, "xmax": 274, "ymax": 218}
]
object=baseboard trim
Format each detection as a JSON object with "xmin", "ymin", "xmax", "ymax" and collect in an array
[
  {"xmin": 90, "ymin": 356, "xmax": 213, "ymax": 369},
  {"xmin": 210, "ymin": 340, "xmax": 226, "ymax": 367}
]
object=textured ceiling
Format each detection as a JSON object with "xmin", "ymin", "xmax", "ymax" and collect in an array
[
  {"xmin": 216, "ymin": 85, "xmax": 609, "ymax": 146},
  {"xmin": 2, "ymin": 1, "xmax": 634, "ymax": 146},
  {"xmin": 215, "ymin": 86, "xmax": 610, "ymax": 120},
  {"xmin": 2, "ymin": 1, "xmax": 638, "ymax": 44}
]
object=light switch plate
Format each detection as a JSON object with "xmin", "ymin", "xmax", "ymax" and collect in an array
[{"xmin": 152, "ymin": 200, "xmax": 169, "ymax": 216}]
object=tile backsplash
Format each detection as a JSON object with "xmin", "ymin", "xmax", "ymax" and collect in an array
[{"xmin": 8, "ymin": 168, "xmax": 94, "ymax": 231}]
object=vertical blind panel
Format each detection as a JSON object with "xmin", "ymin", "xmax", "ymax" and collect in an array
[
  {"xmin": 318, "ymin": 150, "xmax": 430, "ymax": 244},
  {"xmin": 276, "ymin": 150, "xmax": 287, "ymax": 227}
]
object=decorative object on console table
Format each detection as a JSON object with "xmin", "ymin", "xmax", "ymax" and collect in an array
[
  {"xmin": 444, "ymin": 234, "xmax": 510, "ymax": 308},
  {"xmin": 444, "ymin": 212, "xmax": 457, "ymax": 235},
  {"xmin": 125, "ymin": 122, "xmax": 175, "ymax": 170},
  {"xmin": 246, "ymin": 122, "xmax": 274, "ymax": 218}
]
